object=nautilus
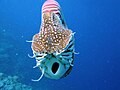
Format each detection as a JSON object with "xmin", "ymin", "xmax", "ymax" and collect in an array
[{"xmin": 29, "ymin": 0, "xmax": 75, "ymax": 81}]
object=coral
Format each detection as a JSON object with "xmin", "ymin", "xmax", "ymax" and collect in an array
[{"xmin": 0, "ymin": 73, "xmax": 32, "ymax": 90}]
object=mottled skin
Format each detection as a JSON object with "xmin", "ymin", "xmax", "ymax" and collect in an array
[{"xmin": 32, "ymin": 12, "xmax": 72, "ymax": 54}]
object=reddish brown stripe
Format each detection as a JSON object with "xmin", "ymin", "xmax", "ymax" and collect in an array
[
  {"xmin": 42, "ymin": 9, "xmax": 60, "ymax": 13},
  {"xmin": 43, "ymin": 6, "xmax": 59, "ymax": 11},
  {"xmin": 43, "ymin": 4, "xmax": 59, "ymax": 8}
]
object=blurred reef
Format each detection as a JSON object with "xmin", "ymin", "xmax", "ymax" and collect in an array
[{"xmin": 0, "ymin": 73, "xmax": 32, "ymax": 90}]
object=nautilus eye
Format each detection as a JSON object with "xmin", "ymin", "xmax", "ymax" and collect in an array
[{"xmin": 52, "ymin": 13, "xmax": 55, "ymax": 21}]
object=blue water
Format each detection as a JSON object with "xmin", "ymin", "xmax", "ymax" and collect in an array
[{"xmin": 0, "ymin": 0, "xmax": 120, "ymax": 90}]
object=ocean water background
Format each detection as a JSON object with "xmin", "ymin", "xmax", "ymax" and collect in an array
[{"xmin": 0, "ymin": 0, "xmax": 120, "ymax": 90}]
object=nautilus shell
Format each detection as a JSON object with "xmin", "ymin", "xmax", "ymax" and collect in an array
[{"xmin": 30, "ymin": 0, "xmax": 75, "ymax": 81}]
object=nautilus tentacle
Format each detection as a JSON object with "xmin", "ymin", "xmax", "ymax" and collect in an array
[
  {"xmin": 31, "ymin": 67, "xmax": 46, "ymax": 81},
  {"xmin": 28, "ymin": 54, "xmax": 35, "ymax": 58}
]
